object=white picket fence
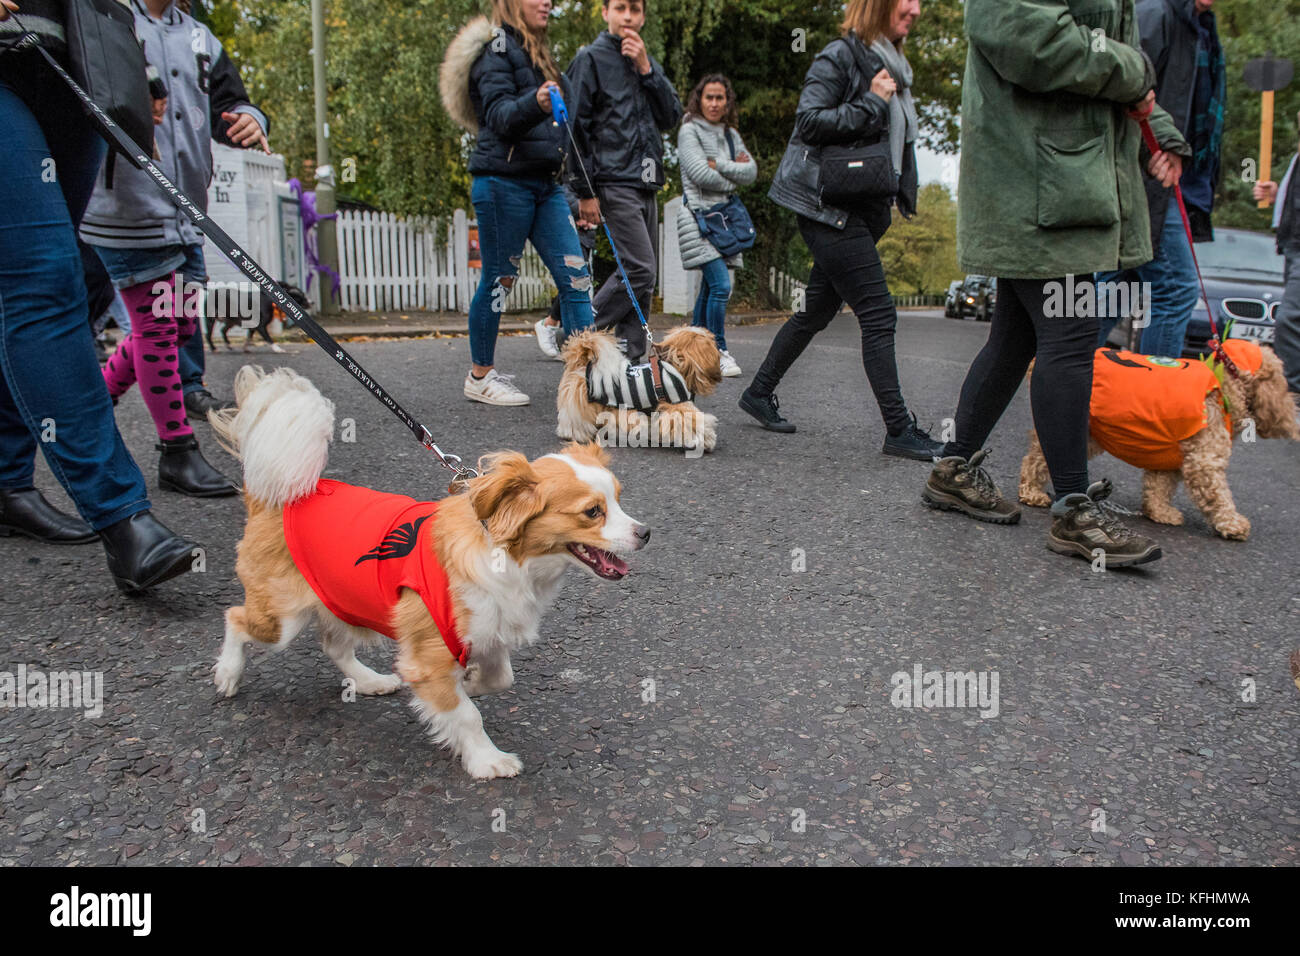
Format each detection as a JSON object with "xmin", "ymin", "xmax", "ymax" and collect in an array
[
  {"xmin": 331, "ymin": 203, "xmax": 806, "ymax": 315},
  {"xmin": 335, "ymin": 208, "xmax": 555, "ymax": 313}
]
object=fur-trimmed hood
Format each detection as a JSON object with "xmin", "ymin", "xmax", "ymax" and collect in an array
[{"xmin": 440, "ymin": 16, "xmax": 495, "ymax": 134}]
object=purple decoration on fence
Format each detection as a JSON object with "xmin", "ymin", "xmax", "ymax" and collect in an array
[{"xmin": 289, "ymin": 178, "xmax": 341, "ymax": 300}]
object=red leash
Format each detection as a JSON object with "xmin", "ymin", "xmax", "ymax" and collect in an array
[{"xmin": 1138, "ymin": 118, "xmax": 1240, "ymax": 378}]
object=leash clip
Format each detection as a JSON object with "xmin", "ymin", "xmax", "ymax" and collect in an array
[
  {"xmin": 420, "ymin": 426, "xmax": 478, "ymax": 493},
  {"xmin": 1208, "ymin": 338, "xmax": 1242, "ymax": 379}
]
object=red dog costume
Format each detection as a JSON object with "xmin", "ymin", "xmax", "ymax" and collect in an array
[
  {"xmin": 1089, "ymin": 340, "xmax": 1263, "ymax": 471},
  {"xmin": 282, "ymin": 480, "xmax": 468, "ymax": 664}
]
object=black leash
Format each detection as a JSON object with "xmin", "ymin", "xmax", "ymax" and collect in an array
[{"xmin": 2, "ymin": 24, "xmax": 478, "ymax": 491}]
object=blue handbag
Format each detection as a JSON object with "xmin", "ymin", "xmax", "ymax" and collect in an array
[{"xmin": 691, "ymin": 130, "xmax": 756, "ymax": 258}]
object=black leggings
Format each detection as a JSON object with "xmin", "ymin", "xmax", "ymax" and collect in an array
[
  {"xmin": 944, "ymin": 277, "xmax": 1098, "ymax": 498},
  {"xmin": 750, "ymin": 208, "xmax": 911, "ymax": 433}
]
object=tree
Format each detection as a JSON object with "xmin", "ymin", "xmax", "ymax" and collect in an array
[{"xmin": 876, "ymin": 182, "xmax": 959, "ymax": 296}]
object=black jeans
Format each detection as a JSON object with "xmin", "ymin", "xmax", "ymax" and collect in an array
[
  {"xmin": 944, "ymin": 277, "xmax": 1098, "ymax": 499},
  {"xmin": 750, "ymin": 207, "xmax": 911, "ymax": 433}
]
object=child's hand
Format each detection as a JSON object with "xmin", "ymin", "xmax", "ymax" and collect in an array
[
  {"xmin": 620, "ymin": 31, "xmax": 651, "ymax": 75},
  {"xmin": 152, "ymin": 96, "xmax": 167, "ymax": 126},
  {"xmin": 222, "ymin": 111, "xmax": 270, "ymax": 153}
]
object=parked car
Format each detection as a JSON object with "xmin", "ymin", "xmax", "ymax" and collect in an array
[
  {"xmin": 1103, "ymin": 228, "xmax": 1284, "ymax": 355},
  {"xmin": 943, "ymin": 279, "xmax": 963, "ymax": 318},
  {"xmin": 946, "ymin": 275, "xmax": 995, "ymax": 321}
]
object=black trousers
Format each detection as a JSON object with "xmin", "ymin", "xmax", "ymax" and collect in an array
[
  {"xmin": 750, "ymin": 207, "xmax": 910, "ymax": 433},
  {"xmin": 944, "ymin": 277, "xmax": 1098, "ymax": 499}
]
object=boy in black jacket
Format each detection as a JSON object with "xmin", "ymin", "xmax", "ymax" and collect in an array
[{"xmin": 559, "ymin": 0, "xmax": 681, "ymax": 362}]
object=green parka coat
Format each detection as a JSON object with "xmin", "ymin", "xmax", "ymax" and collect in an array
[{"xmin": 957, "ymin": 0, "xmax": 1190, "ymax": 279}]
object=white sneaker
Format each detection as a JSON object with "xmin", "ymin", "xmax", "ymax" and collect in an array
[
  {"xmin": 719, "ymin": 350, "xmax": 742, "ymax": 378},
  {"xmin": 464, "ymin": 369, "xmax": 530, "ymax": 406},
  {"xmin": 534, "ymin": 319, "xmax": 560, "ymax": 358}
]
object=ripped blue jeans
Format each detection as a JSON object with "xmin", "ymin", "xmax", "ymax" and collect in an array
[{"xmin": 469, "ymin": 175, "xmax": 593, "ymax": 367}]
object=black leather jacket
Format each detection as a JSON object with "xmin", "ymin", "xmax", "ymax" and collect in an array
[
  {"xmin": 467, "ymin": 24, "xmax": 568, "ymax": 179},
  {"xmin": 564, "ymin": 31, "xmax": 683, "ymax": 197},
  {"xmin": 768, "ymin": 34, "xmax": 917, "ymax": 228}
]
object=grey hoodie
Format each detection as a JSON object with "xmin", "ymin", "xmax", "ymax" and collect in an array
[{"xmin": 80, "ymin": 0, "xmax": 267, "ymax": 250}]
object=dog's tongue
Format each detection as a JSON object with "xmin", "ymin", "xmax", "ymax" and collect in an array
[{"xmin": 596, "ymin": 549, "xmax": 629, "ymax": 577}]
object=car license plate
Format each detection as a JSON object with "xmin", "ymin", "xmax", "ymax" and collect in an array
[{"xmin": 1229, "ymin": 324, "xmax": 1274, "ymax": 343}]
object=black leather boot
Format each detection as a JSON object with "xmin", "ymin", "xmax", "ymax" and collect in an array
[
  {"xmin": 183, "ymin": 389, "xmax": 235, "ymax": 417},
  {"xmin": 99, "ymin": 511, "xmax": 199, "ymax": 594},
  {"xmin": 157, "ymin": 436, "xmax": 238, "ymax": 498},
  {"xmin": 0, "ymin": 487, "xmax": 98, "ymax": 544}
]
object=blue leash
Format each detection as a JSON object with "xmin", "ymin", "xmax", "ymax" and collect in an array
[{"xmin": 549, "ymin": 89, "xmax": 653, "ymax": 349}]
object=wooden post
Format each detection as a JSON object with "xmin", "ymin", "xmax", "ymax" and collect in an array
[{"xmin": 1259, "ymin": 90, "xmax": 1274, "ymax": 208}]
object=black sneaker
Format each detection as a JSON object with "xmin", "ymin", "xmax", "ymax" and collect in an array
[
  {"xmin": 883, "ymin": 413, "xmax": 945, "ymax": 460},
  {"xmin": 739, "ymin": 388, "xmax": 796, "ymax": 433},
  {"xmin": 922, "ymin": 449, "xmax": 1022, "ymax": 524},
  {"xmin": 1048, "ymin": 480, "xmax": 1162, "ymax": 567}
]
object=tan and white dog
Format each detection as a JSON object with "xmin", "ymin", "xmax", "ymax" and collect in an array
[
  {"xmin": 210, "ymin": 366, "xmax": 649, "ymax": 779},
  {"xmin": 556, "ymin": 327, "xmax": 723, "ymax": 453}
]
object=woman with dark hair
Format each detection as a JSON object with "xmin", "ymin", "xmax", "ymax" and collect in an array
[
  {"xmin": 739, "ymin": 0, "xmax": 941, "ymax": 460},
  {"xmin": 441, "ymin": 0, "xmax": 595, "ymax": 406},
  {"xmin": 0, "ymin": 0, "xmax": 198, "ymax": 591},
  {"xmin": 676, "ymin": 73, "xmax": 756, "ymax": 378}
]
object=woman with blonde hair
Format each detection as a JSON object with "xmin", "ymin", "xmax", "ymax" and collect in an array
[
  {"xmin": 740, "ymin": 0, "xmax": 941, "ymax": 461},
  {"xmin": 440, "ymin": 0, "xmax": 594, "ymax": 406}
]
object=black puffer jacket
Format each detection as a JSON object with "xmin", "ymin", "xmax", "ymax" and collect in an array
[
  {"xmin": 466, "ymin": 24, "xmax": 568, "ymax": 179},
  {"xmin": 768, "ymin": 34, "xmax": 917, "ymax": 229},
  {"xmin": 564, "ymin": 30, "xmax": 683, "ymax": 197}
]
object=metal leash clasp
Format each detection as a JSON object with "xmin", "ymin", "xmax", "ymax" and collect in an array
[{"xmin": 419, "ymin": 426, "xmax": 479, "ymax": 495}]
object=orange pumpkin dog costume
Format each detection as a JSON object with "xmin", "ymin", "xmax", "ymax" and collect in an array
[{"xmin": 1089, "ymin": 340, "xmax": 1263, "ymax": 471}]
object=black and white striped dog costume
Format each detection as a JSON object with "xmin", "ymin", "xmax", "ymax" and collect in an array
[{"xmin": 585, "ymin": 360, "xmax": 693, "ymax": 412}]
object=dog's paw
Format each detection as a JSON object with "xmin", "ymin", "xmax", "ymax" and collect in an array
[
  {"xmin": 1145, "ymin": 506, "xmax": 1184, "ymax": 526},
  {"xmin": 1214, "ymin": 514, "xmax": 1251, "ymax": 541},
  {"xmin": 464, "ymin": 748, "xmax": 523, "ymax": 780},
  {"xmin": 212, "ymin": 658, "xmax": 243, "ymax": 697},
  {"xmin": 1018, "ymin": 489, "xmax": 1052, "ymax": 508},
  {"xmin": 356, "ymin": 672, "xmax": 403, "ymax": 695}
]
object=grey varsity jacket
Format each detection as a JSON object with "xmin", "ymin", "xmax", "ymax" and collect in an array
[{"xmin": 79, "ymin": 0, "xmax": 267, "ymax": 250}]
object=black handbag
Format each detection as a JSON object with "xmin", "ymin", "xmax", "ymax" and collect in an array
[
  {"xmin": 817, "ymin": 36, "xmax": 898, "ymax": 207},
  {"xmin": 62, "ymin": 0, "xmax": 154, "ymax": 159},
  {"xmin": 690, "ymin": 129, "xmax": 757, "ymax": 258}
]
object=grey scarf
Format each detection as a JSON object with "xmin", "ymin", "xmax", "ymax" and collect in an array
[{"xmin": 870, "ymin": 36, "xmax": 917, "ymax": 177}]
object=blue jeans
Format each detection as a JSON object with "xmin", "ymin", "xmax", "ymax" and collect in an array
[
  {"xmin": 469, "ymin": 175, "xmax": 593, "ymax": 367},
  {"xmin": 691, "ymin": 257, "xmax": 731, "ymax": 351},
  {"xmin": 94, "ymin": 243, "xmax": 209, "ymax": 396},
  {"xmin": 0, "ymin": 78, "xmax": 151, "ymax": 529},
  {"xmin": 1096, "ymin": 202, "xmax": 1199, "ymax": 356}
]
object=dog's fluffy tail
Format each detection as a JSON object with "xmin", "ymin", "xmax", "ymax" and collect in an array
[{"xmin": 209, "ymin": 365, "xmax": 334, "ymax": 507}]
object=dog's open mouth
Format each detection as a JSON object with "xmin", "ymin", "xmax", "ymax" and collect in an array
[{"xmin": 566, "ymin": 542, "xmax": 630, "ymax": 580}]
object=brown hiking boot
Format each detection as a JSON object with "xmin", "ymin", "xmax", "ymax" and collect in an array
[
  {"xmin": 1048, "ymin": 480, "xmax": 1162, "ymax": 567},
  {"xmin": 921, "ymin": 449, "xmax": 1022, "ymax": 524}
]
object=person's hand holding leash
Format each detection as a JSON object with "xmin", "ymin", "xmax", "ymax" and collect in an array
[
  {"xmin": 620, "ymin": 29, "xmax": 652, "ymax": 75},
  {"xmin": 0, "ymin": 1, "xmax": 18, "ymax": 22},
  {"xmin": 1127, "ymin": 89, "xmax": 1156, "ymax": 121},
  {"xmin": 1147, "ymin": 149, "xmax": 1182, "ymax": 188},
  {"xmin": 871, "ymin": 68, "xmax": 896, "ymax": 101},
  {"xmin": 222, "ymin": 111, "xmax": 269, "ymax": 153},
  {"xmin": 579, "ymin": 197, "xmax": 601, "ymax": 226},
  {"xmin": 535, "ymin": 80, "xmax": 560, "ymax": 111}
]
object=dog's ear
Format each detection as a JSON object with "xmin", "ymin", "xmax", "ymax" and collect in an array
[
  {"xmin": 1248, "ymin": 348, "xmax": 1300, "ymax": 440},
  {"xmin": 562, "ymin": 441, "xmax": 611, "ymax": 470},
  {"xmin": 660, "ymin": 326, "xmax": 723, "ymax": 396},
  {"xmin": 469, "ymin": 451, "xmax": 545, "ymax": 546}
]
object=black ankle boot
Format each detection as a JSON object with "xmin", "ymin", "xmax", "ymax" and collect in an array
[
  {"xmin": 739, "ymin": 387, "xmax": 796, "ymax": 433},
  {"xmin": 157, "ymin": 436, "xmax": 238, "ymax": 498},
  {"xmin": 882, "ymin": 413, "xmax": 945, "ymax": 461},
  {"xmin": 99, "ymin": 511, "xmax": 199, "ymax": 594},
  {"xmin": 0, "ymin": 487, "xmax": 97, "ymax": 544}
]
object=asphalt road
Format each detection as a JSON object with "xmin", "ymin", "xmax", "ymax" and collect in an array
[{"xmin": 2, "ymin": 311, "xmax": 1297, "ymax": 865}]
